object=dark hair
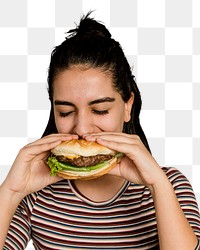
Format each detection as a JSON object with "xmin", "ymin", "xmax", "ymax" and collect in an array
[{"xmin": 42, "ymin": 12, "xmax": 151, "ymax": 153}]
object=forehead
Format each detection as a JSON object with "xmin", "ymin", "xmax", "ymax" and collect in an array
[{"xmin": 53, "ymin": 67, "xmax": 118, "ymax": 100}]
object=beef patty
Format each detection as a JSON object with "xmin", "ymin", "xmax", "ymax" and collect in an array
[{"xmin": 56, "ymin": 154, "xmax": 113, "ymax": 167}]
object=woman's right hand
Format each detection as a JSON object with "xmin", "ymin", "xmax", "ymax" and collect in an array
[{"xmin": 1, "ymin": 134, "xmax": 78, "ymax": 200}]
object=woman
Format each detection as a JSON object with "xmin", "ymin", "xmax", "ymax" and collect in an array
[{"xmin": 1, "ymin": 13, "xmax": 200, "ymax": 249}]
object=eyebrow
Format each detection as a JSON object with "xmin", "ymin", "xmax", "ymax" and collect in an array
[
  {"xmin": 89, "ymin": 97, "xmax": 115, "ymax": 105},
  {"xmin": 54, "ymin": 100, "xmax": 75, "ymax": 106},
  {"xmin": 54, "ymin": 97, "xmax": 115, "ymax": 106}
]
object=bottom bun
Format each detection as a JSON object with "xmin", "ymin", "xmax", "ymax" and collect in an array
[{"xmin": 57, "ymin": 157, "xmax": 121, "ymax": 180}]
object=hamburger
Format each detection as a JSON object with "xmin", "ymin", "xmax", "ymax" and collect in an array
[{"xmin": 47, "ymin": 139, "xmax": 123, "ymax": 180}]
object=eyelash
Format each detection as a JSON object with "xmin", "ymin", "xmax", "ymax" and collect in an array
[
  {"xmin": 59, "ymin": 109, "xmax": 109, "ymax": 117},
  {"xmin": 59, "ymin": 111, "xmax": 74, "ymax": 117},
  {"xmin": 92, "ymin": 109, "xmax": 109, "ymax": 115}
]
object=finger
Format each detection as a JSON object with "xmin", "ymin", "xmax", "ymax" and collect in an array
[
  {"xmin": 32, "ymin": 150, "xmax": 51, "ymax": 162},
  {"xmin": 26, "ymin": 134, "xmax": 78, "ymax": 148},
  {"xmin": 43, "ymin": 133, "xmax": 78, "ymax": 140},
  {"xmin": 27, "ymin": 133, "xmax": 78, "ymax": 146},
  {"xmin": 84, "ymin": 132, "xmax": 136, "ymax": 138},
  {"xmin": 20, "ymin": 139, "xmax": 63, "ymax": 160},
  {"xmin": 95, "ymin": 137, "xmax": 136, "ymax": 156},
  {"xmin": 84, "ymin": 133, "xmax": 140, "ymax": 145}
]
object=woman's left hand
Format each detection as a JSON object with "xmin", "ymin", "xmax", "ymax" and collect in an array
[{"xmin": 83, "ymin": 132, "xmax": 166, "ymax": 188}]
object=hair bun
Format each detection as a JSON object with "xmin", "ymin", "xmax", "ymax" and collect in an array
[{"xmin": 67, "ymin": 12, "xmax": 111, "ymax": 39}]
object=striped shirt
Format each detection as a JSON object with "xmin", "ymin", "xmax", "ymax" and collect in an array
[{"xmin": 4, "ymin": 167, "xmax": 200, "ymax": 249}]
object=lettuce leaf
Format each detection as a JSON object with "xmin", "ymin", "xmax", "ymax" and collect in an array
[
  {"xmin": 47, "ymin": 153, "xmax": 124, "ymax": 176},
  {"xmin": 47, "ymin": 156, "xmax": 108, "ymax": 176}
]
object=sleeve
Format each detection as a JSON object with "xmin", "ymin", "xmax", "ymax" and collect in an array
[
  {"xmin": 165, "ymin": 167, "xmax": 200, "ymax": 242},
  {"xmin": 3, "ymin": 193, "xmax": 37, "ymax": 250},
  {"xmin": 195, "ymin": 239, "xmax": 200, "ymax": 250}
]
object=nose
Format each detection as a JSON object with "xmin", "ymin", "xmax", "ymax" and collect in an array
[{"xmin": 73, "ymin": 111, "xmax": 95, "ymax": 137}]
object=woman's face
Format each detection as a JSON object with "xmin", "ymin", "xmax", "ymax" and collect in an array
[{"xmin": 53, "ymin": 67, "xmax": 133, "ymax": 137}]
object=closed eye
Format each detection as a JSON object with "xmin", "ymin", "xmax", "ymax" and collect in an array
[
  {"xmin": 59, "ymin": 111, "xmax": 74, "ymax": 117},
  {"xmin": 92, "ymin": 109, "xmax": 109, "ymax": 115}
]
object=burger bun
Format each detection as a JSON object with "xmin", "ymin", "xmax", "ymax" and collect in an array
[
  {"xmin": 57, "ymin": 156, "xmax": 121, "ymax": 180},
  {"xmin": 51, "ymin": 139, "xmax": 117, "ymax": 157}
]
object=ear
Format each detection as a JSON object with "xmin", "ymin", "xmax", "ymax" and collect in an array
[{"xmin": 124, "ymin": 93, "xmax": 134, "ymax": 122}]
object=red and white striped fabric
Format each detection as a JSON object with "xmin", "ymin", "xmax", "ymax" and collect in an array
[{"xmin": 4, "ymin": 167, "xmax": 200, "ymax": 249}]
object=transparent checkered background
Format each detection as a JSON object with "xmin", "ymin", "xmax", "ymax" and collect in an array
[{"xmin": 0, "ymin": 1, "xmax": 200, "ymax": 248}]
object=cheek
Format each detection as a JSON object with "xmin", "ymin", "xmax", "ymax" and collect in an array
[
  {"xmin": 98, "ymin": 113, "xmax": 125, "ymax": 132},
  {"xmin": 94, "ymin": 105, "xmax": 126, "ymax": 132},
  {"xmin": 54, "ymin": 115, "xmax": 73, "ymax": 134}
]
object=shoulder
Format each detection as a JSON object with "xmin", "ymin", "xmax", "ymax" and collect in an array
[
  {"xmin": 21, "ymin": 180, "xmax": 71, "ymax": 210},
  {"xmin": 162, "ymin": 166, "xmax": 191, "ymax": 184},
  {"xmin": 162, "ymin": 166, "xmax": 199, "ymax": 208}
]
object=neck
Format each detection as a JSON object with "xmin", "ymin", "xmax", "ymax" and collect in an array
[{"xmin": 73, "ymin": 175, "xmax": 126, "ymax": 203}]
